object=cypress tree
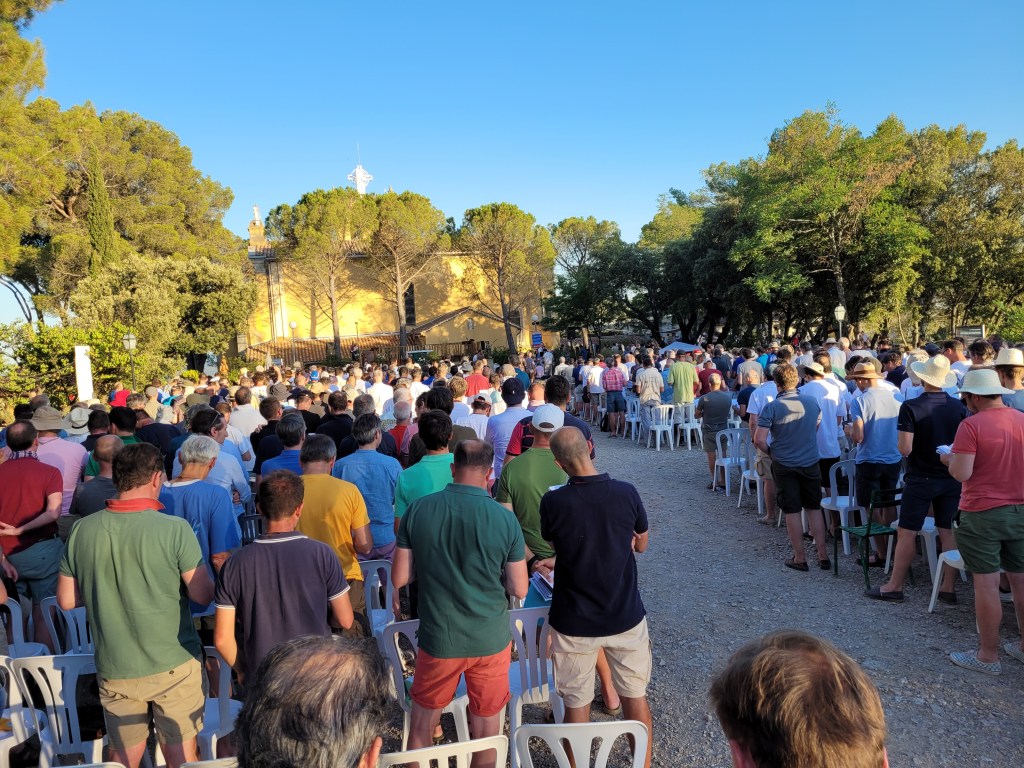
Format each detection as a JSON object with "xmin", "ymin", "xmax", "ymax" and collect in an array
[{"xmin": 86, "ymin": 153, "xmax": 116, "ymax": 274}]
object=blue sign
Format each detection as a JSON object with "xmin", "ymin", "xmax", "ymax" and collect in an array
[{"xmin": 531, "ymin": 332, "xmax": 543, "ymax": 346}]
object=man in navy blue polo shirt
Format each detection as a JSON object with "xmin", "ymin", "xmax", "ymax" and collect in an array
[{"xmin": 538, "ymin": 427, "xmax": 652, "ymax": 768}]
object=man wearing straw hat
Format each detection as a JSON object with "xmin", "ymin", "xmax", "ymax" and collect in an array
[
  {"xmin": 993, "ymin": 346, "xmax": 1024, "ymax": 412},
  {"xmin": 847, "ymin": 361, "xmax": 903, "ymax": 568},
  {"xmin": 942, "ymin": 368, "xmax": 1024, "ymax": 675},
  {"xmin": 866, "ymin": 355, "xmax": 967, "ymax": 602}
]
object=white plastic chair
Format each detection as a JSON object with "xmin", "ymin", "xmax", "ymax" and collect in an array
[
  {"xmin": 10, "ymin": 653, "xmax": 105, "ymax": 768},
  {"xmin": 646, "ymin": 405, "xmax": 674, "ymax": 451},
  {"xmin": 359, "ymin": 559, "xmax": 395, "ymax": 650},
  {"xmin": 622, "ymin": 397, "xmax": 642, "ymax": 441},
  {"xmin": 381, "ymin": 620, "xmax": 470, "ymax": 749},
  {"xmin": 676, "ymin": 403, "xmax": 702, "ymax": 450},
  {"xmin": 736, "ymin": 437, "xmax": 764, "ymax": 517},
  {"xmin": 3, "ymin": 598, "xmax": 49, "ymax": 658},
  {"xmin": 884, "ymin": 517, "xmax": 939, "ymax": 582},
  {"xmin": 515, "ymin": 721, "xmax": 649, "ymax": 768},
  {"xmin": 508, "ymin": 608, "xmax": 564, "ymax": 768},
  {"xmin": 75, "ymin": 764, "xmax": 127, "ymax": 767},
  {"xmin": 181, "ymin": 758, "xmax": 238, "ymax": 768},
  {"xmin": 40, "ymin": 597, "xmax": 92, "ymax": 655},
  {"xmin": 0, "ymin": 655, "xmax": 46, "ymax": 768},
  {"xmin": 379, "ymin": 735, "xmax": 508, "ymax": 768},
  {"xmin": 713, "ymin": 428, "xmax": 748, "ymax": 496},
  {"xmin": 199, "ymin": 647, "xmax": 242, "ymax": 760},
  {"xmin": 595, "ymin": 392, "xmax": 608, "ymax": 428},
  {"xmin": 820, "ymin": 460, "xmax": 864, "ymax": 555},
  {"xmin": 928, "ymin": 549, "xmax": 970, "ymax": 613}
]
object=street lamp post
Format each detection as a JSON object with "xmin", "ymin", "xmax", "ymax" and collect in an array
[
  {"xmin": 289, "ymin": 321, "xmax": 298, "ymax": 368},
  {"xmin": 834, "ymin": 303, "xmax": 847, "ymax": 342},
  {"xmin": 121, "ymin": 332, "xmax": 138, "ymax": 392}
]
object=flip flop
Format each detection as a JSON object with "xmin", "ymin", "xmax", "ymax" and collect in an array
[
  {"xmin": 1003, "ymin": 643, "xmax": 1024, "ymax": 665},
  {"xmin": 950, "ymin": 651, "xmax": 1001, "ymax": 676}
]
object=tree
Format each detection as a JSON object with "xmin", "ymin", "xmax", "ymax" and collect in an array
[
  {"xmin": 638, "ymin": 191, "xmax": 703, "ymax": 249},
  {"xmin": 362, "ymin": 191, "xmax": 449, "ymax": 357},
  {"xmin": 267, "ymin": 188, "xmax": 377, "ymax": 358},
  {"xmin": 549, "ymin": 216, "xmax": 621, "ymax": 277},
  {"xmin": 85, "ymin": 151, "xmax": 117, "ymax": 273},
  {"xmin": 458, "ymin": 203, "xmax": 555, "ymax": 351}
]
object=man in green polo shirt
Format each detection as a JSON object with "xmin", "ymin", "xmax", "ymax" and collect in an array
[
  {"xmin": 394, "ymin": 410, "xmax": 455, "ymax": 524},
  {"xmin": 393, "ymin": 439, "xmax": 527, "ymax": 766},
  {"xmin": 667, "ymin": 353, "xmax": 698, "ymax": 406},
  {"xmin": 497, "ymin": 404, "xmax": 567, "ymax": 566}
]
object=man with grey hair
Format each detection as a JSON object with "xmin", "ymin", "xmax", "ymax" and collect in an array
[
  {"xmin": 554, "ymin": 355, "xmax": 573, "ymax": 386},
  {"xmin": 235, "ymin": 635, "xmax": 389, "ymax": 768},
  {"xmin": 337, "ymin": 394, "xmax": 399, "ymax": 459},
  {"xmin": 389, "ymin": 399, "xmax": 413, "ymax": 449},
  {"xmin": 256, "ymin": 413, "xmax": 307, "ymax": 486},
  {"xmin": 333, "ymin": 414, "xmax": 402, "ymax": 562},
  {"xmin": 166, "ymin": 435, "xmax": 240, "ymax": 637}
]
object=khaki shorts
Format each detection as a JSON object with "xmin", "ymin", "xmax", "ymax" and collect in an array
[
  {"xmin": 550, "ymin": 618, "xmax": 651, "ymax": 708},
  {"xmin": 99, "ymin": 658, "xmax": 207, "ymax": 749},
  {"xmin": 755, "ymin": 448, "xmax": 773, "ymax": 481}
]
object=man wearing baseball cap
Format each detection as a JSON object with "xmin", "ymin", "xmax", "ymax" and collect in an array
[
  {"xmin": 484, "ymin": 377, "xmax": 528, "ymax": 481},
  {"xmin": 943, "ymin": 369, "xmax": 1024, "ymax": 675},
  {"xmin": 866, "ymin": 355, "xmax": 967, "ymax": 603}
]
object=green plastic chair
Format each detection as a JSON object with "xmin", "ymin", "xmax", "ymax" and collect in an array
[{"xmin": 833, "ymin": 487, "xmax": 901, "ymax": 589}]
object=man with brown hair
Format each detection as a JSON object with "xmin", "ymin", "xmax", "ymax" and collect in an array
[{"xmin": 709, "ymin": 630, "xmax": 889, "ymax": 768}]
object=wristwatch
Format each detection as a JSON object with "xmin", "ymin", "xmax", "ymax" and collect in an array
[{"xmin": 527, "ymin": 555, "xmax": 540, "ymax": 573}]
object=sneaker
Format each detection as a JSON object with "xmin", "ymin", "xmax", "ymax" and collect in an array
[
  {"xmin": 949, "ymin": 651, "xmax": 1001, "ymax": 676},
  {"xmin": 1003, "ymin": 643, "xmax": 1024, "ymax": 665}
]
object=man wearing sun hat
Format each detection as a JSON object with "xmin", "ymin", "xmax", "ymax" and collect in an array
[
  {"xmin": 993, "ymin": 346, "xmax": 1024, "ymax": 412},
  {"xmin": 32, "ymin": 406, "xmax": 89, "ymax": 539},
  {"xmin": 942, "ymin": 368, "xmax": 1024, "ymax": 675},
  {"xmin": 866, "ymin": 354, "xmax": 967, "ymax": 603}
]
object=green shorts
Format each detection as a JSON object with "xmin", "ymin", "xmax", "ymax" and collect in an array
[
  {"xmin": 7, "ymin": 537, "xmax": 63, "ymax": 603},
  {"xmin": 955, "ymin": 505, "xmax": 1024, "ymax": 575}
]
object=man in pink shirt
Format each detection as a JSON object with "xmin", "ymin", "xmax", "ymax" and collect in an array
[
  {"xmin": 944, "ymin": 369, "xmax": 1024, "ymax": 675},
  {"xmin": 32, "ymin": 407, "xmax": 88, "ymax": 540}
]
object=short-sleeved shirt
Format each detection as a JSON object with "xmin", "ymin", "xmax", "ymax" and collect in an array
[
  {"xmin": 736, "ymin": 385, "xmax": 756, "ymax": 422},
  {"xmin": 396, "ymin": 483, "xmax": 525, "ymax": 658},
  {"xmin": 506, "ymin": 411, "xmax": 595, "ymax": 460},
  {"xmin": 696, "ymin": 391, "xmax": 733, "ymax": 432},
  {"xmin": 600, "ymin": 367, "xmax": 626, "ymax": 392},
  {"xmin": 0, "ymin": 457, "xmax": 62, "ymax": 555},
  {"xmin": 897, "ymin": 392, "xmax": 968, "ymax": 479},
  {"xmin": 496, "ymin": 447, "xmax": 566, "ymax": 559},
  {"xmin": 1003, "ymin": 389, "xmax": 1024, "ymax": 413},
  {"xmin": 635, "ymin": 367, "xmax": 664, "ymax": 404},
  {"xmin": 36, "ymin": 436, "xmax": 88, "ymax": 517},
  {"xmin": 214, "ymin": 532, "xmax": 349, "ymax": 680},
  {"xmin": 60, "ymin": 502, "xmax": 204, "ymax": 679},
  {"xmin": 951, "ymin": 407, "xmax": 1024, "ymax": 512},
  {"xmin": 667, "ymin": 362, "xmax": 697, "ymax": 404},
  {"xmin": 485, "ymin": 406, "xmax": 530, "ymax": 477},
  {"xmin": 296, "ymin": 474, "xmax": 371, "ymax": 581},
  {"xmin": 394, "ymin": 453, "xmax": 454, "ymax": 519},
  {"xmin": 757, "ymin": 390, "xmax": 820, "ymax": 468},
  {"xmin": 332, "ymin": 449, "xmax": 402, "ymax": 548},
  {"xmin": 801, "ymin": 379, "xmax": 842, "ymax": 459},
  {"xmin": 259, "ymin": 448, "xmax": 303, "ymax": 477},
  {"xmin": 697, "ymin": 368, "xmax": 719, "ymax": 396},
  {"xmin": 84, "ymin": 435, "xmax": 139, "ymax": 477},
  {"xmin": 851, "ymin": 387, "xmax": 902, "ymax": 465},
  {"xmin": 163, "ymin": 479, "xmax": 242, "ymax": 614},
  {"xmin": 540, "ymin": 474, "xmax": 648, "ymax": 637},
  {"xmin": 70, "ymin": 475, "xmax": 117, "ymax": 517}
]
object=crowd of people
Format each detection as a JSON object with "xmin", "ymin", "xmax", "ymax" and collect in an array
[{"xmin": 3, "ymin": 330, "xmax": 1018, "ymax": 766}]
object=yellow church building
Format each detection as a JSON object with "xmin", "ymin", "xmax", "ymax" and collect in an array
[{"xmin": 243, "ymin": 207, "xmax": 556, "ymax": 364}]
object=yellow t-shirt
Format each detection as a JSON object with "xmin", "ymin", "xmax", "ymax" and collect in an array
[{"xmin": 296, "ymin": 473, "xmax": 370, "ymax": 581}]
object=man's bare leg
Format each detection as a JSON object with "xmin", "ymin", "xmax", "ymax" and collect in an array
[
  {"xmin": 784, "ymin": 513, "xmax": 806, "ymax": 563},
  {"xmin": 161, "ymin": 738, "xmax": 199, "ymax": 768},
  {"xmin": 621, "ymin": 695, "xmax": 653, "ymax": 768},
  {"xmin": 972, "ymin": 572, "xmax": 1003, "ymax": 663},
  {"xmin": 880, "ymin": 528, "xmax": 916, "ymax": 593},
  {"xmin": 937, "ymin": 527, "xmax": 957, "ymax": 593},
  {"xmin": 110, "ymin": 740, "xmax": 148, "ymax": 768},
  {"xmin": 467, "ymin": 710, "xmax": 503, "ymax": 768},
  {"xmin": 595, "ymin": 649, "xmax": 619, "ymax": 711},
  {"xmin": 806, "ymin": 507, "xmax": 828, "ymax": 561},
  {"xmin": 407, "ymin": 703, "xmax": 443, "ymax": 751}
]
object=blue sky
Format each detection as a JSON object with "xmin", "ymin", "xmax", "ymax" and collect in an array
[{"xmin": 23, "ymin": 0, "xmax": 1024, "ymax": 243}]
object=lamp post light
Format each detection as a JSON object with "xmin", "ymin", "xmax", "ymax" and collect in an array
[
  {"xmin": 121, "ymin": 332, "xmax": 138, "ymax": 392},
  {"xmin": 289, "ymin": 321, "xmax": 298, "ymax": 368},
  {"xmin": 834, "ymin": 303, "xmax": 847, "ymax": 342}
]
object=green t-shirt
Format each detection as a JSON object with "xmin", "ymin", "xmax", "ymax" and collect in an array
[
  {"xmin": 84, "ymin": 435, "xmax": 139, "ymax": 478},
  {"xmin": 394, "ymin": 453, "xmax": 454, "ymax": 519},
  {"xmin": 397, "ymin": 483, "xmax": 525, "ymax": 658},
  {"xmin": 495, "ymin": 447, "xmax": 565, "ymax": 559},
  {"xmin": 60, "ymin": 507, "xmax": 204, "ymax": 679},
  {"xmin": 667, "ymin": 361, "xmax": 697, "ymax": 404}
]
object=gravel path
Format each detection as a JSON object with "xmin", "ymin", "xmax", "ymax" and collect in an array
[{"xmin": 606, "ymin": 432, "xmax": 1024, "ymax": 767}]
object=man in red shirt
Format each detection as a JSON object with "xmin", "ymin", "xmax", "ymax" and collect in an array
[
  {"xmin": 944, "ymin": 369, "xmax": 1024, "ymax": 675},
  {"xmin": 697, "ymin": 360, "xmax": 719, "ymax": 396},
  {"xmin": 464, "ymin": 360, "xmax": 489, "ymax": 397},
  {"xmin": 0, "ymin": 420, "xmax": 63, "ymax": 646}
]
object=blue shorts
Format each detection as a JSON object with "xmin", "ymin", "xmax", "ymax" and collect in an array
[{"xmin": 606, "ymin": 391, "xmax": 626, "ymax": 413}]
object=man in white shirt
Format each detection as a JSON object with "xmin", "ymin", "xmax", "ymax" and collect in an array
[
  {"xmin": 745, "ymin": 377, "xmax": 778, "ymax": 524},
  {"xmin": 230, "ymin": 386, "xmax": 266, "ymax": 437},
  {"xmin": 800, "ymin": 362, "xmax": 843, "ymax": 494},
  {"xmin": 825, "ymin": 338, "xmax": 847, "ymax": 374},
  {"xmin": 366, "ymin": 370, "xmax": 394, "ymax": 416},
  {"xmin": 942, "ymin": 339, "xmax": 972, "ymax": 384},
  {"xmin": 484, "ymin": 378, "xmax": 529, "ymax": 480}
]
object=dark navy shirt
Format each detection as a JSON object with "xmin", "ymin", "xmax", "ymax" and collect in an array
[
  {"xmin": 897, "ymin": 392, "xmax": 968, "ymax": 479},
  {"xmin": 540, "ymin": 473, "xmax": 648, "ymax": 637}
]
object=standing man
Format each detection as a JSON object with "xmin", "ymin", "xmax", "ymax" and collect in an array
[
  {"xmin": 635, "ymin": 357, "xmax": 665, "ymax": 439},
  {"xmin": 229, "ymin": 386, "xmax": 266, "ymax": 437},
  {"xmin": 600, "ymin": 356, "xmax": 627, "ymax": 437},
  {"xmin": 799, "ymin": 361, "xmax": 843, "ymax": 492},
  {"xmin": 484, "ymin": 378, "xmax": 529, "ymax": 481},
  {"xmin": 215, "ymin": 470, "xmax": 353, "ymax": 683},
  {"xmin": 745, "ymin": 370, "xmax": 778, "ymax": 526},
  {"xmin": 994, "ymin": 346, "xmax": 1024, "ymax": 412},
  {"xmin": 754, "ymin": 364, "xmax": 829, "ymax": 571},
  {"xmin": 847, "ymin": 361, "xmax": 903, "ymax": 568},
  {"xmin": 538, "ymin": 427, "xmax": 653, "ymax": 768},
  {"xmin": 58, "ymin": 443, "xmax": 214, "ymax": 768},
  {"xmin": 867, "ymin": 356, "xmax": 966, "ymax": 602},
  {"xmin": 296, "ymin": 435, "xmax": 372, "ymax": 635},
  {"xmin": 667, "ymin": 352, "xmax": 698, "ymax": 411},
  {"xmin": 32, "ymin": 406, "xmax": 88, "ymax": 539},
  {"xmin": 944, "ymin": 369, "xmax": 1024, "ymax": 675},
  {"xmin": 695, "ymin": 373, "xmax": 733, "ymax": 489},
  {"xmin": 393, "ymin": 440, "xmax": 527, "ymax": 767}
]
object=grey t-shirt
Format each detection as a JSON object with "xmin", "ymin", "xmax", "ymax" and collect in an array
[
  {"xmin": 698, "ymin": 391, "xmax": 733, "ymax": 432},
  {"xmin": 69, "ymin": 475, "xmax": 117, "ymax": 517},
  {"xmin": 757, "ymin": 391, "xmax": 821, "ymax": 467}
]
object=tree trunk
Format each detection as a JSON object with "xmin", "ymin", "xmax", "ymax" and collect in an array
[
  {"xmin": 499, "ymin": 290, "xmax": 517, "ymax": 352},
  {"xmin": 396, "ymin": 270, "xmax": 408, "ymax": 361},
  {"xmin": 329, "ymin": 274, "xmax": 342, "ymax": 361},
  {"xmin": 309, "ymin": 287, "xmax": 317, "ymax": 338}
]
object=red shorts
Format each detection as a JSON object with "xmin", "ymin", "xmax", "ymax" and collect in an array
[{"xmin": 410, "ymin": 643, "xmax": 511, "ymax": 717}]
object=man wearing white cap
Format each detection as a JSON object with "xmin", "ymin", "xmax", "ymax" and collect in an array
[
  {"xmin": 994, "ymin": 347, "xmax": 1024, "ymax": 412},
  {"xmin": 866, "ymin": 355, "xmax": 967, "ymax": 603},
  {"xmin": 824, "ymin": 338, "xmax": 846, "ymax": 375},
  {"xmin": 943, "ymin": 369, "xmax": 1024, "ymax": 675}
]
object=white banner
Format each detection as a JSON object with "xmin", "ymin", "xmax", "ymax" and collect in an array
[{"xmin": 74, "ymin": 345, "xmax": 94, "ymax": 401}]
